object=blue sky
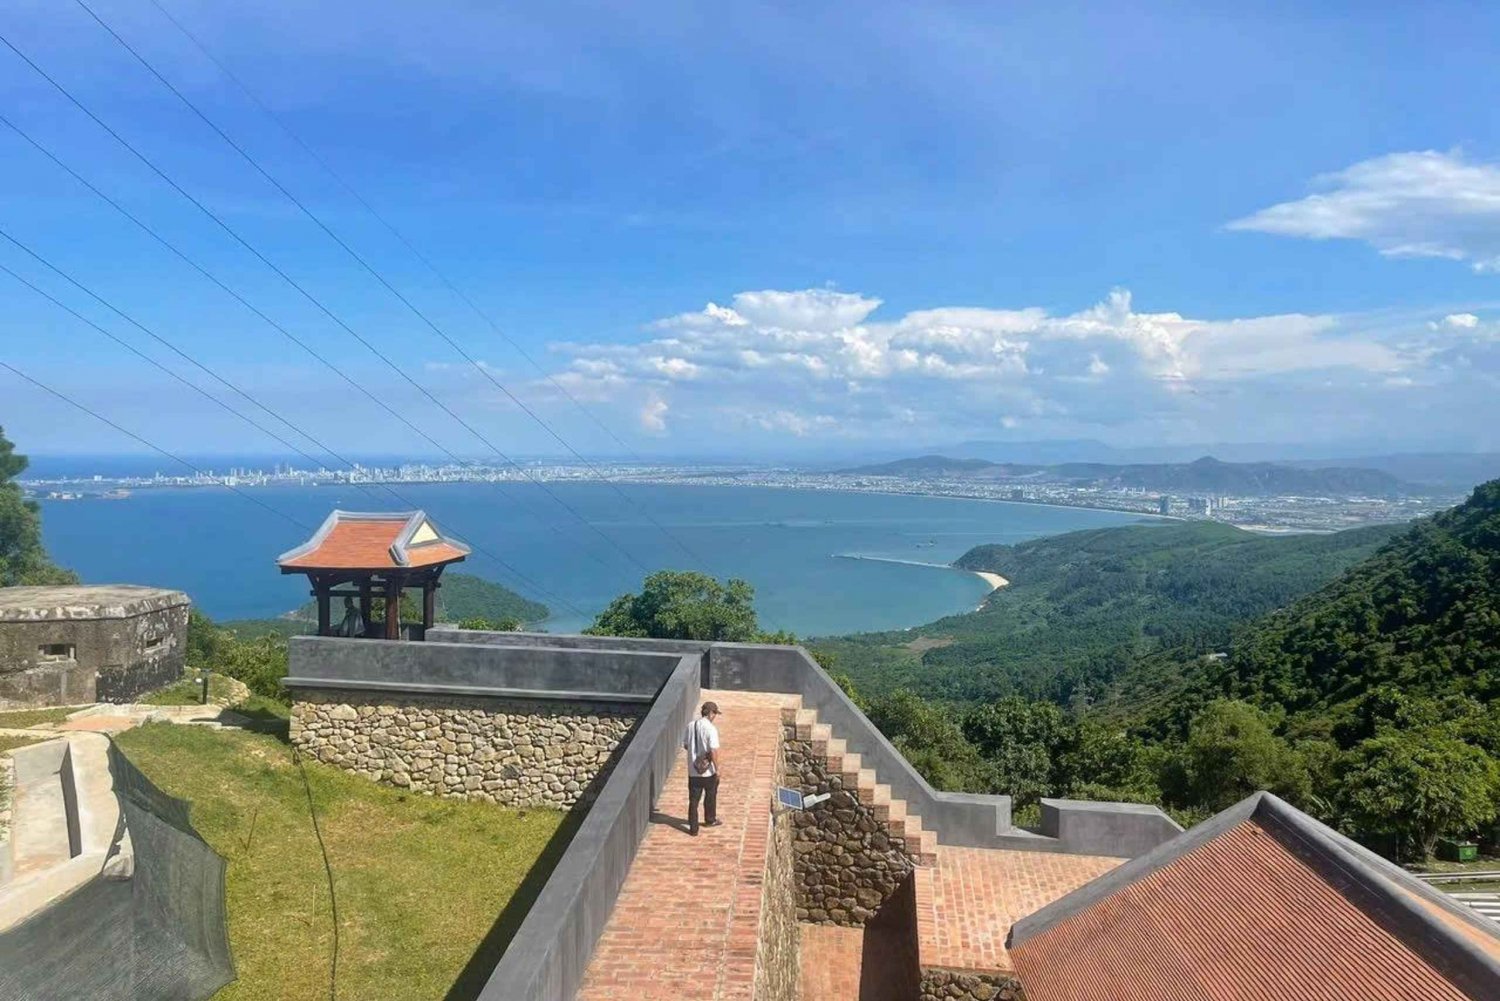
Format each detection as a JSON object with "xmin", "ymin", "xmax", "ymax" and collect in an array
[{"xmin": 2, "ymin": 0, "xmax": 1499, "ymax": 460}]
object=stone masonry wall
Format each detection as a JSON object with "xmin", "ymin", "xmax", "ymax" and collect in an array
[
  {"xmin": 783, "ymin": 724, "xmax": 917, "ymax": 926},
  {"xmin": 753, "ymin": 743, "xmax": 800, "ymax": 1001},
  {"xmin": 291, "ymin": 690, "xmax": 643, "ymax": 808},
  {"xmin": 919, "ymin": 969, "xmax": 1025, "ymax": 1001}
]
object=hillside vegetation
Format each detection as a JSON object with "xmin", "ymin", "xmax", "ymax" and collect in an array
[
  {"xmin": 821, "ymin": 483, "xmax": 1500, "ymax": 860},
  {"xmin": 276, "ymin": 573, "xmax": 548, "ymax": 630},
  {"xmin": 817, "ymin": 521, "xmax": 1401, "ymax": 705}
]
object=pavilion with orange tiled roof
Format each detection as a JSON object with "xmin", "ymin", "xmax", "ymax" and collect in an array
[{"xmin": 277, "ymin": 510, "xmax": 470, "ymax": 640}]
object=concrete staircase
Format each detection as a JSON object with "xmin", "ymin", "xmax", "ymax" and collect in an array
[{"xmin": 784, "ymin": 705, "xmax": 939, "ymax": 865}]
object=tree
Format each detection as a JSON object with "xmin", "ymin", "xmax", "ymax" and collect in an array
[
  {"xmin": 586, "ymin": 570, "xmax": 762, "ymax": 642},
  {"xmin": 1341, "ymin": 727, "xmax": 1500, "ymax": 861},
  {"xmin": 0, "ymin": 426, "xmax": 77, "ymax": 586},
  {"xmin": 458, "ymin": 615, "xmax": 523, "ymax": 631},
  {"xmin": 961, "ymin": 697, "xmax": 1072, "ymax": 806},
  {"xmin": 1056, "ymin": 719, "xmax": 1161, "ymax": 803},
  {"xmin": 1178, "ymin": 700, "xmax": 1310, "ymax": 812},
  {"xmin": 867, "ymin": 689, "xmax": 992, "ymax": 792}
]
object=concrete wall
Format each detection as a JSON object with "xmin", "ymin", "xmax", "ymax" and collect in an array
[
  {"xmin": 0, "ymin": 595, "xmax": 188, "ymax": 708},
  {"xmin": 479, "ymin": 654, "xmax": 701, "ymax": 1001},
  {"xmin": 706, "ymin": 642, "xmax": 1184, "ymax": 856},
  {"xmin": 420, "ymin": 631, "xmax": 1182, "ymax": 858},
  {"xmin": 286, "ymin": 635, "xmax": 684, "ymax": 700}
]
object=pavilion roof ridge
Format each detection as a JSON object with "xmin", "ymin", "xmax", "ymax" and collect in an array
[{"xmin": 276, "ymin": 509, "xmax": 469, "ymax": 572}]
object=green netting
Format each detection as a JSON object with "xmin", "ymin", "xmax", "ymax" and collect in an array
[{"xmin": 0, "ymin": 742, "xmax": 234, "ymax": 1000}]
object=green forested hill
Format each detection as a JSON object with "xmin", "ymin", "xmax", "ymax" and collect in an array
[
  {"xmin": 1173, "ymin": 480, "xmax": 1500, "ymax": 724},
  {"xmin": 823, "ymin": 485, "xmax": 1500, "ymax": 861},
  {"xmin": 818, "ymin": 521, "xmax": 1401, "ymax": 705}
]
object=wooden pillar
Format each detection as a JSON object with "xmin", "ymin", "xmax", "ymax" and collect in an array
[
  {"xmin": 422, "ymin": 578, "xmax": 437, "ymax": 632},
  {"xmin": 384, "ymin": 578, "xmax": 401, "ymax": 640},
  {"xmin": 315, "ymin": 577, "xmax": 332, "ymax": 637},
  {"xmin": 359, "ymin": 581, "xmax": 373, "ymax": 639}
]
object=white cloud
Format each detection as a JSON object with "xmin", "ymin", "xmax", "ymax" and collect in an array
[
  {"xmin": 1228, "ymin": 150, "xmax": 1500, "ymax": 272},
  {"xmin": 744, "ymin": 410, "xmax": 841, "ymax": 436},
  {"xmin": 1444, "ymin": 312, "xmax": 1480, "ymax": 329},
  {"xmin": 545, "ymin": 286, "xmax": 1431, "ymax": 446},
  {"xmin": 639, "ymin": 393, "xmax": 669, "ymax": 433}
]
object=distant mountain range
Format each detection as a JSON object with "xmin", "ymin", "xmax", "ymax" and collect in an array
[{"xmin": 840, "ymin": 454, "xmax": 1415, "ymax": 497}]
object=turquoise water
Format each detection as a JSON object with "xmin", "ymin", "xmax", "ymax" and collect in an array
[{"xmin": 38, "ymin": 483, "xmax": 1151, "ymax": 636}]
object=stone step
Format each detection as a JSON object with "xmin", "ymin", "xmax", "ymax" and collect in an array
[
  {"xmin": 786, "ymin": 703, "xmax": 940, "ymax": 866},
  {"xmin": 793, "ymin": 708, "xmax": 818, "ymax": 740},
  {"xmin": 903, "ymin": 821, "xmax": 938, "ymax": 866}
]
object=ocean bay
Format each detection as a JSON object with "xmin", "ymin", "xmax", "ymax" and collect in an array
[{"xmin": 38, "ymin": 483, "xmax": 1150, "ymax": 635}]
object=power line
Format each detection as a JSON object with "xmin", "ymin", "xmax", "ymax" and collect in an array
[
  {"xmin": 86, "ymin": 0, "xmax": 707, "ymax": 571},
  {"xmin": 0, "ymin": 361, "xmax": 311, "ymax": 531},
  {"xmin": 0, "ymin": 108, "xmax": 570, "ymax": 549},
  {"xmin": 0, "ymin": 231, "xmax": 391, "ymax": 507},
  {"xmin": 0, "ymin": 71, "xmax": 637, "ymax": 583},
  {"xmin": 0, "ymin": 26, "xmax": 652, "ymax": 578},
  {"xmin": 0, "ymin": 230, "xmax": 587, "ymax": 616},
  {"xmin": 147, "ymin": 0, "xmax": 654, "ymax": 467}
]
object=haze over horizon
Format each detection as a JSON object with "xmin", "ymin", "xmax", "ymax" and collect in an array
[{"xmin": 3, "ymin": 2, "xmax": 1499, "ymax": 459}]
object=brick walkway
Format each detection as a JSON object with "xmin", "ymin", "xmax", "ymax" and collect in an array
[
  {"xmin": 916, "ymin": 845, "xmax": 1122, "ymax": 973},
  {"xmin": 577, "ymin": 689, "xmax": 798, "ymax": 1001},
  {"xmin": 799, "ymin": 924, "xmax": 863, "ymax": 1001}
]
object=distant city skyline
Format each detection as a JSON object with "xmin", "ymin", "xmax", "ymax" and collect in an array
[{"xmin": 2, "ymin": 3, "xmax": 1499, "ymax": 456}]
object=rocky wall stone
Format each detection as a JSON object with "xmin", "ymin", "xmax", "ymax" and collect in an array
[
  {"xmin": 784, "ymin": 726, "xmax": 916, "ymax": 926},
  {"xmin": 290, "ymin": 689, "xmax": 642, "ymax": 808},
  {"xmin": 919, "ymin": 969, "xmax": 1025, "ymax": 1001},
  {"xmin": 754, "ymin": 742, "xmax": 800, "ymax": 1001}
]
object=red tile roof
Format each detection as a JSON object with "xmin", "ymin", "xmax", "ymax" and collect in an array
[
  {"xmin": 277, "ymin": 511, "xmax": 469, "ymax": 571},
  {"xmin": 1009, "ymin": 799, "xmax": 1500, "ymax": 1001}
]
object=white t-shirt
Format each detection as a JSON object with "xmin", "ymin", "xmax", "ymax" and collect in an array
[{"xmin": 683, "ymin": 717, "xmax": 720, "ymax": 778}]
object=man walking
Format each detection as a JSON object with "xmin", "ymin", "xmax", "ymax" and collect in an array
[{"xmin": 683, "ymin": 701, "xmax": 722, "ymax": 835}]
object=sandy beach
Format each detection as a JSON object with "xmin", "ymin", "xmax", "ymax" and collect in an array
[{"xmin": 972, "ymin": 570, "xmax": 1009, "ymax": 592}]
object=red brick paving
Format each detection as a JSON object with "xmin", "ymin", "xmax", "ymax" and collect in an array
[
  {"xmin": 916, "ymin": 845, "xmax": 1121, "ymax": 973},
  {"xmin": 799, "ymin": 923, "xmax": 864, "ymax": 1001},
  {"xmin": 577, "ymin": 689, "xmax": 799, "ymax": 1001}
]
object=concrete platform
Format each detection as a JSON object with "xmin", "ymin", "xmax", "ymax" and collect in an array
[{"xmin": 0, "ymin": 732, "xmax": 128, "ymax": 932}]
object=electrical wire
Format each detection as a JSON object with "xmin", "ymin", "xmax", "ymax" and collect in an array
[
  {"xmin": 81, "ymin": 0, "xmax": 707, "ymax": 571},
  {"xmin": 291, "ymin": 745, "xmax": 339, "ymax": 1001},
  {"xmin": 0, "ymin": 231, "xmax": 588, "ymax": 616},
  {"xmin": 0, "ymin": 103, "xmax": 626, "ymax": 590},
  {"xmin": 146, "ymin": 0, "xmax": 658, "ymax": 468},
  {"xmin": 0, "ymin": 27, "xmax": 654, "ymax": 577},
  {"xmin": 0, "ymin": 361, "xmax": 312, "ymax": 532}
]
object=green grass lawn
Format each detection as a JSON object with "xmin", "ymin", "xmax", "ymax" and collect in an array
[
  {"xmin": 115, "ymin": 723, "xmax": 572, "ymax": 1001},
  {"xmin": 138, "ymin": 671, "xmax": 244, "ymax": 707},
  {"xmin": 0, "ymin": 706, "xmax": 87, "ymax": 729},
  {"xmin": 0, "ymin": 734, "xmax": 45, "ymax": 755}
]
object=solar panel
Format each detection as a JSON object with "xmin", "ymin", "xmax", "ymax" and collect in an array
[{"xmin": 776, "ymin": 787, "xmax": 805, "ymax": 810}]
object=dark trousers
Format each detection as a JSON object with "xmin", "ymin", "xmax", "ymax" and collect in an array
[{"xmin": 688, "ymin": 774, "xmax": 719, "ymax": 832}]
